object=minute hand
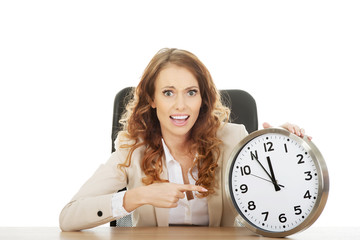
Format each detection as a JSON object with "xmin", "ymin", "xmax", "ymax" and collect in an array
[
  {"xmin": 267, "ymin": 156, "xmax": 281, "ymax": 191},
  {"xmin": 254, "ymin": 158, "xmax": 281, "ymax": 191}
]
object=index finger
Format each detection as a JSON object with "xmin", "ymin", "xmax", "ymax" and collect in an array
[{"xmin": 176, "ymin": 184, "xmax": 208, "ymax": 193}]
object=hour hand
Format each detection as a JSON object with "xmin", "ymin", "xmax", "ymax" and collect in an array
[
  {"xmin": 254, "ymin": 157, "xmax": 281, "ymax": 191},
  {"xmin": 267, "ymin": 156, "xmax": 281, "ymax": 191}
]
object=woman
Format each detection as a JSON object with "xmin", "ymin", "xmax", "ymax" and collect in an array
[{"xmin": 59, "ymin": 48, "xmax": 308, "ymax": 231}]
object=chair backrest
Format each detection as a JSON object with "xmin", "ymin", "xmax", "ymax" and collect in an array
[
  {"xmin": 111, "ymin": 87, "xmax": 258, "ymax": 153},
  {"xmin": 109, "ymin": 87, "xmax": 258, "ymax": 227}
]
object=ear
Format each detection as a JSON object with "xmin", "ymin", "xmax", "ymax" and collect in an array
[{"xmin": 150, "ymin": 99, "xmax": 156, "ymax": 109}]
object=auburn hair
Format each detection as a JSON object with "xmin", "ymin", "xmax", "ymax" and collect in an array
[{"xmin": 116, "ymin": 48, "xmax": 229, "ymax": 197}]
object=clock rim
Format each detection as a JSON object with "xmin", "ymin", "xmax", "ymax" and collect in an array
[{"xmin": 224, "ymin": 127, "xmax": 330, "ymax": 238}]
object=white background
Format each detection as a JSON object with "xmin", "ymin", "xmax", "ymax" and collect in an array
[{"xmin": 0, "ymin": 1, "xmax": 359, "ymax": 228}]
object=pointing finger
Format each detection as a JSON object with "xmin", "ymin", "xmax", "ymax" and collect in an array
[{"xmin": 177, "ymin": 184, "xmax": 208, "ymax": 193}]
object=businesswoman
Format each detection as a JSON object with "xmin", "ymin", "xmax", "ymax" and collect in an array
[{"xmin": 59, "ymin": 48, "xmax": 308, "ymax": 231}]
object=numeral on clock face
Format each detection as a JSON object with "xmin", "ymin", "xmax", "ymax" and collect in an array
[
  {"xmin": 230, "ymin": 133, "xmax": 320, "ymax": 233},
  {"xmin": 264, "ymin": 142, "xmax": 274, "ymax": 152},
  {"xmin": 240, "ymin": 166, "xmax": 251, "ymax": 176}
]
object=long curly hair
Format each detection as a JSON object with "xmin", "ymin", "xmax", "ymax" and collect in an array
[{"xmin": 117, "ymin": 48, "xmax": 229, "ymax": 197}]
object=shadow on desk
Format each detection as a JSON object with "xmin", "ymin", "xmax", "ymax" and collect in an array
[{"xmin": 1, "ymin": 227, "xmax": 360, "ymax": 240}]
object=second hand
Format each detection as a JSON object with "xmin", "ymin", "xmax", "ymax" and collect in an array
[{"xmin": 250, "ymin": 173, "xmax": 285, "ymax": 188}]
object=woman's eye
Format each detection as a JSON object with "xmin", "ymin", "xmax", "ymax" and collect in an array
[
  {"xmin": 163, "ymin": 90, "xmax": 173, "ymax": 97},
  {"xmin": 188, "ymin": 89, "xmax": 198, "ymax": 96}
]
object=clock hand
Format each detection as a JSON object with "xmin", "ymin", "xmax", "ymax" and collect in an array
[
  {"xmin": 266, "ymin": 156, "xmax": 281, "ymax": 191},
  {"xmin": 253, "ymin": 158, "xmax": 280, "ymax": 190},
  {"xmin": 250, "ymin": 174, "xmax": 285, "ymax": 188}
]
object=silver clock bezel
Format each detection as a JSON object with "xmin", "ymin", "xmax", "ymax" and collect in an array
[{"xmin": 224, "ymin": 127, "xmax": 329, "ymax": 238}]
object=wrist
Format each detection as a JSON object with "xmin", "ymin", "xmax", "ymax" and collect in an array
[{"xmin": 123, "ymin": 187, "xmax": 145, "ymax": 212}]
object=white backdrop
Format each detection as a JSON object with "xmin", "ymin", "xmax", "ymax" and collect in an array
[{"xmin": 1, "ymin": 1, "xmax": 359, "ymax": 228}]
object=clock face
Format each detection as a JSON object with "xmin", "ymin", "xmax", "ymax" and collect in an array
[{"xmin": 227, "ymin": 128, "xmax": 328, "ymax": 237}]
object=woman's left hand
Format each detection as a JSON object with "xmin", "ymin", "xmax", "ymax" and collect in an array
[{"xmin": 263, "ymin": 122, "xmax": 312, "ymax": 141}]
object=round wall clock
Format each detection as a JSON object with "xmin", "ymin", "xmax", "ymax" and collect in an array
[{"xmin": 225, "ymin": 127, "xmax": 329, "ymax": 237}]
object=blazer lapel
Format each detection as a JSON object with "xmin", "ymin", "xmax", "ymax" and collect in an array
[{"xmin": 155, "ymin": 155, "xmax": 170, "ymax": 226}]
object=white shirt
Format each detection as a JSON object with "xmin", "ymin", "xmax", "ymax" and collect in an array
[
  {"xmin": 162, "ymin": 139, "xmax": 209, "ymax": 226},
  {"xmin": 111, "ymin": 139, "xmax": 209, "ymax": 226}
]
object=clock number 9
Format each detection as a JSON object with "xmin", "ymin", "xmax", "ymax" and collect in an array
[{"xmin": 239, "ymin": 184, "xmax": 248, "ymax": 193}]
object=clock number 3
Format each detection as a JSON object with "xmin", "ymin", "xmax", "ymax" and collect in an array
[{"xmin": 304, "ymin": 171, "xmax": 312, "ymax": 181}]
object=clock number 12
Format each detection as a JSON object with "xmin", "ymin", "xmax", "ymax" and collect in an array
[{"xmin": 264, "ymin": 142, "xmax": 274, "ymax": 152}]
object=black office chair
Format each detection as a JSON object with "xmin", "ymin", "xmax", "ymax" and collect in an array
[{"xmin": 110, "ymin": 87, "xmax": 258, "ymax": 227}]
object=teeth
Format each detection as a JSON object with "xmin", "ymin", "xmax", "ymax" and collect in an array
[{"xmin": 171, "ymin": 115, "xmax": 188, "ymax": 120}]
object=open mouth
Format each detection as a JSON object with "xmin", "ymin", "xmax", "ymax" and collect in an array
[
  {"xmin": 170, "ymin": 115, "xmax": 190, "ymax": 126},
  {"xmin": 170, "ymin": 115, "xmax": 190, "ymax": 120}
]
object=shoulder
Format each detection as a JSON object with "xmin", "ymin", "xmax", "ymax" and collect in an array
[
  {"xmin": 112, "ymin": 143, "xmax": 146, "ymax": 165},
  {"xmin": 216, "ymin": 123, "xmax": 249, "ymax": 153},
  {"xmin": 113, "ymin": 131, "xmax": 146, "ymax": 158},
  {"xmin": 217, "ymin": 123, "xmax": 248, "ymax": 141}
]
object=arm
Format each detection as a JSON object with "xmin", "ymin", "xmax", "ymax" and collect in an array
[
  {"xmin": 123, "ymin": 183, "xmax": 207, "ymax": 212},
  {"xmin": 59, "ymin": 149, "xmax": 207, "ymax": 231},
  {"xmin": 59, "ymin": 150, "xmax": 127, "ymax": 231}
]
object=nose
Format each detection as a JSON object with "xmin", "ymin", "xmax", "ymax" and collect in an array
[{"xmin": 175, "ymin": 94, "xmax": 186, "ymax": 111}]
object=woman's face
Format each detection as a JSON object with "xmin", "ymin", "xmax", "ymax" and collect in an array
[{"xmin": 151, "ymin": 64, "xmax": 202, "ymax": 141}]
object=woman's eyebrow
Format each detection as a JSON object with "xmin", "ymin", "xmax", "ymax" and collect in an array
[
  {"xmin": 161, "ymin": 86, "xmax": 199, "ymax": 90},
  {"xmin": 185, "ymin": 86, "xmax": 199, "ymax": 90},
  {"xmin": 161, "ymin": 86, "xmax": 175, "ymax": 90}
]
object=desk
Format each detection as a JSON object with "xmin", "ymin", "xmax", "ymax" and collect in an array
[{"xmin": 0, "ymin": 227, "xmax": 359, "ymax": 240}]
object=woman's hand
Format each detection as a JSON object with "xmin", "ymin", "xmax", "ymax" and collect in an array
[
  {"xmin": 123, "ymin": 183, "xmax": 207, "ymax": 212},
  {"xmin": 263, "ymin": 122, "xmax": 312, "ymax": 140}
]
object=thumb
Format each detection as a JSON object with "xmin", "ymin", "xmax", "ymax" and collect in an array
[{"xmin": 262, "ymin": 122, "xmax": 272, "ymax": 129}]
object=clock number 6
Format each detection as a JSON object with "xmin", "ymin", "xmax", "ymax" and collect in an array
[{"xmin": 279, "ymin": 213, "xmax": 287, "ymax": 223}]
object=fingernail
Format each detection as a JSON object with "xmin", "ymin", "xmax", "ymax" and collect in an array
[{"xmin": 201, "ymin": 187, "xmax": 208, "ymax": 192}]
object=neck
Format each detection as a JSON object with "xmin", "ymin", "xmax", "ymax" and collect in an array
[
  {"xmin": 161, "ymin": 132, "xmax": 193, "ymax": 157},
  {"xmin": 163, "ymin": 136, "xmax": 187, "ymax": 153}
]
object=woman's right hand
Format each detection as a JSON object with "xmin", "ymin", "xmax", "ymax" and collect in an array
[{"xmin": 123, "ymin": 183, "xmax": 207, "ymax": 212}]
